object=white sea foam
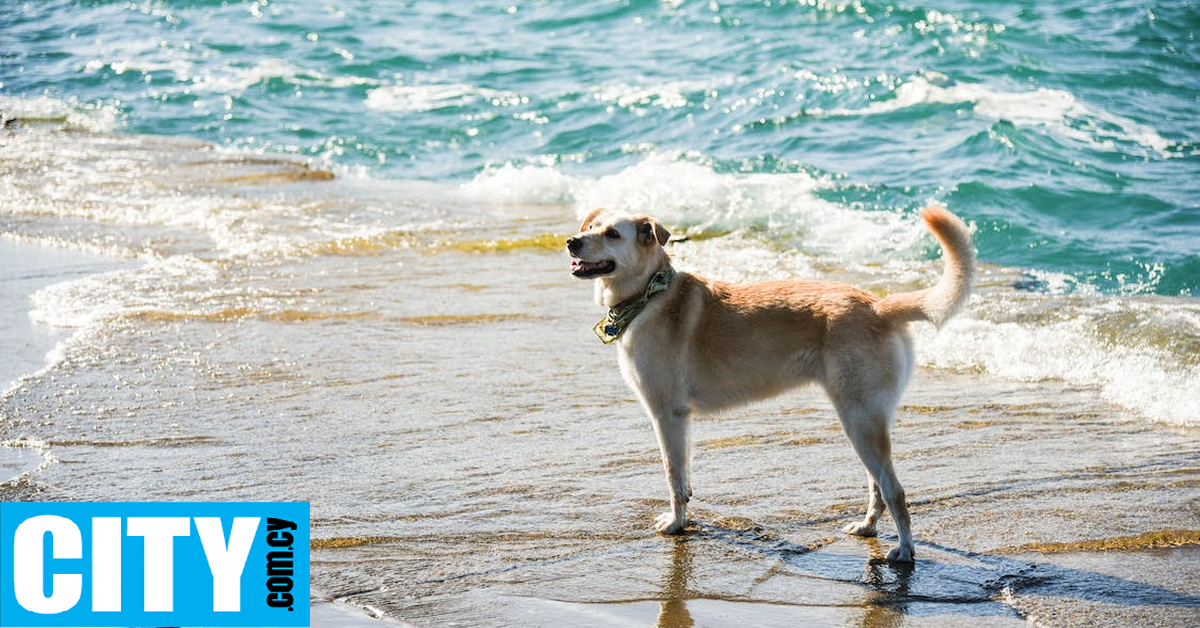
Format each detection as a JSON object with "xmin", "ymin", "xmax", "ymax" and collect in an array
[
  {"xmin": 0, "ymin": 439, "xmax": 56, "ymax": 486},
  {"xmin": 465, "ymin": 152, "xmax": 929, "ymax": 263},
  {"xmin": 461, "ymin": 163, "xmax": 582, "ymax": 206},
  {"xmin": 7, "ymin": 182, "xmax": 302, "ymax": 258},
  {"xmin": 365, "ymin": 84, "xmax": 522, "ymax": 112},
  {"xmin": 839, "ymin": 76, "xmax": 1174, "ymax": 156},
  {"xmin": 0, "ymin": 131, "xmax": 353, "ymax": 258},
  {"xmin": 84, "ymin": 58, "xmax": 195, "ymax": 79},
  {"xmin": 915, "ymin": 303, "xmax": 1199, "ymax": 426},
  {"xmin": 467, "ymin": 152, "xmax": 1195, "ymax": 426},
  {"xmin": 590, "ymin": 79, "xmax": 712, "ymax": 110},
  {"xmin": 0, "ymin": 95, "xmax": 122, "ymax": 132},
  {"xmin": 181, "ymin": 59, "xmax": 380, "ymax": 95},
  {"xmin": 28, "ymin": 256, "xmax": 217, "ymax": 329}
]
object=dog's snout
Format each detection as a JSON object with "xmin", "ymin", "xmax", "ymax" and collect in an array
[{"xmin": 566, "ymin": 236, "xmax": 582, "ymax": 254}]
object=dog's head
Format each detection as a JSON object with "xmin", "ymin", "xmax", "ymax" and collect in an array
[{"xmin": 566, "ymin": 209, "xmax": 671, "ymax": 283}]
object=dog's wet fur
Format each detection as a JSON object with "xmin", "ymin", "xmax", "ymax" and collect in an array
[{"xmin": 566, "ymin": 206, "xmax": 974, "ymax": 562}]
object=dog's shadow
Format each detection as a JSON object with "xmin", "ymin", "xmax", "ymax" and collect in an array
[{"xmin": 653, "ymin": 521, "xmax": 1200, "ymax": 627}]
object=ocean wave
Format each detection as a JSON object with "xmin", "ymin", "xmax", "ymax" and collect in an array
[
  {"xmin": 1, "ymin": 126, "xmax": 410, "ymax": 259},
  {"xmin": 0, "ymin": 439, "xmax": 56, "ymax": 487},
  {"xmin": 84, "ymin": 58, "xmax": 194, "ymax": 80},
  {"xmin": 465, "ymin": 152, "xmax": 1197, "ymax": 426},
  {"xmin": 916, "ymin": 298, "xmax": 1200, "ymax": 426},
  {"xmin": 589, "ymin": 79, "xmax": 716, "ymax": 110},
  {"xmin": 461, "ymin": 161, "xmax": 582, "ymax": 206},
  {"xmin": 155, "ymin": 59, "xmax": 383, "ymax": 95},
  {"xmin": 464, "ymin": 152, "xmax": 930, "ymax": 263},
  {"xmin": 0, "ymin": 95, "xmax": 122, "ymax": 133},
  {"xmin": 365, "ymin": 83, "xmax": 523, "ymax": 113},
  {"xmin": 832, "ymin": 76, "xmax": 1175, "ymax": 156},
  {"xmin": 28, "ymin": 256, "xmax": 218, "ymax": 330}
]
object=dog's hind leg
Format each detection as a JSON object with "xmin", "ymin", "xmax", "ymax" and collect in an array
[
  {"xmin": 833, "ymin": 402, "xmax": 915, "ymax": 562},
  {"xmin": 843, "ymin": 473, "xmax": 884, "ymax": 537},
  {"xmin": 649, "ymin": 405, "xmax": 693, "ymax": 534}
]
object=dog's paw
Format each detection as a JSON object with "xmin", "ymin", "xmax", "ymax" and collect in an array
[
  {"xmin": 654, "ymin": 512, "xmax": 686, "ymax": 535},
  {"xmin": 885, "ymin": 543, "xmax": 915, "ymax": 563},
  {"xmin": 843, "ymin": 520, "xmax": 877, "ymax": 537}
]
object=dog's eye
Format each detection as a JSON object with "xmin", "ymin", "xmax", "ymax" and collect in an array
[{"xmin": 605, "ymin": 228, "xmax": 621, "ymax": 239}]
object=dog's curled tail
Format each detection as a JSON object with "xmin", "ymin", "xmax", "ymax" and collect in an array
[{"xmin": 875, "ymin": 206, "xmax": 974, "ymax": 328}]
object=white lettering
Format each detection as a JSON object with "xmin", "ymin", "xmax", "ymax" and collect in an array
[
  {"xmin": 90, "ymin": 517, "xmax": 122, "ymax": 612},
  {"xmin": 13, "ymin": 515, "xmax": 82, "ymax": 614},
  {"xmin": 195, "ymin": 516, "xmax": 259, "ymax": 612},
  {"xmin": 126, "ymin": 517, "xmax": 190, "ymax": 612}
]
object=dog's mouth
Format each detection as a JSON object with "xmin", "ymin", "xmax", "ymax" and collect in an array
[{"xmin": 571, "ymin": 259, "xmax": 616, "ymax": 278}]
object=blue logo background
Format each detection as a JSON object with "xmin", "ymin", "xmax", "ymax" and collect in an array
[{"xmin": 0, "ymin": 502, "xmax": 310, "ymax": 627}]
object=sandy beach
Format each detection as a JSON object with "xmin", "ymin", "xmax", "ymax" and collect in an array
[
  {"xmin": 0, "ymin": 239, "xmax": 131, "ymax": 392},
  {"xmin": 6, "ymin": 0, "xmax": 1200, "ymax": 623},
  {"xmin": 0, "ymin": 238, "xmax": 131, "ymax": 487},
  {"xmin": 1, "ymin": 126, "xmax": 1197, "ymax": 626}
]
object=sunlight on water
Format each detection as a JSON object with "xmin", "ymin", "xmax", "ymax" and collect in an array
[{"xmin": 2, "ymin": 1, "xmax": 1198, "ymax": 625}]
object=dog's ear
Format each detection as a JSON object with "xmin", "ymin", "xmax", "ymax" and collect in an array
[
  {"xmin": 638, "ymin": 217, "xmax": 671, "ymax": 246},
  {"xmin": 579, "ymin": 208, "xmax": 607, "ymax": 232}
]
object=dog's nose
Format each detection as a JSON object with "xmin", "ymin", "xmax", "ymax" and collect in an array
[{"xmin": 566, "ymin": 237, "xmax": 582, "ymax": 254}]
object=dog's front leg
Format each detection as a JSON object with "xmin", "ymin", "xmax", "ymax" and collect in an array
[{"xmin": 649, "ymin": 405, "xmax": 692, "ymax": 534}]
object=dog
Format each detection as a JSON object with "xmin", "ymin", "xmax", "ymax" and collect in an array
[{"xmin": 566, "ymin": 206, "xmax": 974, "ymax": 562}]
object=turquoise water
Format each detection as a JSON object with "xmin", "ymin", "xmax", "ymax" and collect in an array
[
  {"xmin": 3, "ymin": 0, "xmax": 1197, "ymax": 295},
  {"xmin": 4, "ymin": 4, "xmax": 1200, "ymax": 625}
]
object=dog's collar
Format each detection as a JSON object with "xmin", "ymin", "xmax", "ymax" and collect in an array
[{"xmin": 594, "ymin": 269, "xmax": 677, "ymax": 344}]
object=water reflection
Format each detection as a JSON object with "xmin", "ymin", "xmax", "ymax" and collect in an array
[
  {"xmin": 656, "ymin": 537, "xmax": 695, "ymax": 628},
  {"xmin": 857, "ymin": 540, "xmax": 915, "ymax": 628},
  {"xmin": 650, "ymin": 526, "xmax": 1199, "ymax": 628},
  {"xmin": 652, "ymin": 534, "xmax": 922, "ymax": 628}
]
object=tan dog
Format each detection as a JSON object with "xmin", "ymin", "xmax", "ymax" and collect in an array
[{"xmin": 566, "ymin": 206, "xmax": 974, "ymax": 562}]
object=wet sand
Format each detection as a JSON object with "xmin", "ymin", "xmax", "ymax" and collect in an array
[
  {"xmin": 0, "ymin": 239, "xmax": 130, "ymax": 390},
  {"xmin": 300, "ymin": 280, "xmax": 1200, "ymax": 626},
  {"xmin": 0, "ymin": 238, "xmax": 131, "ymax": 484},
  {"xmin": 0, "ymin": 129, "xmax": 1197, "ymax": 627},
  {"xmin": 0, "ymin": 239, "xmax": 411, "ymax": 628}
]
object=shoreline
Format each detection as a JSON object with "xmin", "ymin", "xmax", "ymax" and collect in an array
[
  {"xmin": 0, "ymin": 126, "xmax": 1195, "ymax": 627},
  {"xmin": 3, "ymin": 234, "xmax": 1197, "ymax": 627},
  {"xmin": 0, "ymin": 238, "xmax": 400, "ymax": 628},
  {"xmin": 0, "ymin": 238, "xmax": 130, "ymax": 485},
  {"xmin": 0, "ymin": 238, "xmax": 131, "ymax": 392}
]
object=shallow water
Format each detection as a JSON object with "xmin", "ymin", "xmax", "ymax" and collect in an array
[
  {"xmin": 1, "ymin": 127, "xmax": 1197, "ymax": 626},
  {"xmin": 4, "ymin": 0, "xmax": 1199, "ymax": 294},
  {"xmin": 4, "ymin": 1, "xmax": 1200, "ymax": 624}
]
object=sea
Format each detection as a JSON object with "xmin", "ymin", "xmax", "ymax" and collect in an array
[{"xmin": 1, "ymin": 1, "xmax": 1198, "ymax": 626}]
